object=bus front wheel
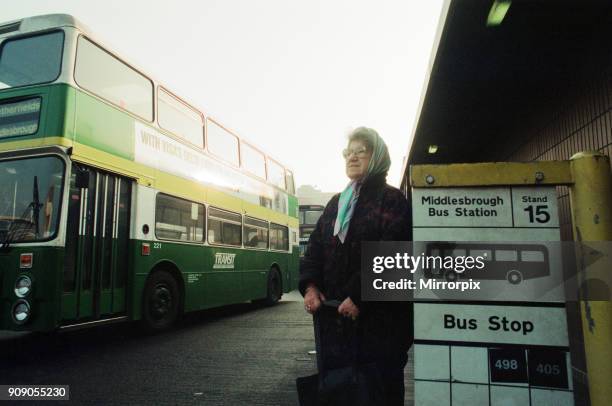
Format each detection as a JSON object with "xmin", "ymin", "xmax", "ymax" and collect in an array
[{"xmin": 142, "ymin": 270, "xmax": 180, "ymax": 331}]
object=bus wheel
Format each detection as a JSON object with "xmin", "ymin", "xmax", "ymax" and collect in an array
[
  {"xmin": 142, "ymin": 270, "xmax": 180, "ymax": 331},
  {"xmin": 264, "ymin": 268, "xmax": 282, "ymax": 306},
  {"xmin": 507, "ymin": 270, "xmax": 523, "ymax": 285}
]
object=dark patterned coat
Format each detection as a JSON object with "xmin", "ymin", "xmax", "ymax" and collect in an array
[{"xmin": 299, "ymin": 173, "xmax": 413, "ymax": 359}]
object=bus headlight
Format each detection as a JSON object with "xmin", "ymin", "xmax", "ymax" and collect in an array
[
  {"xmin": 12, "ymin": 300, "xmax": 31, "ymax": 324},
  {"xmin": 14, "ymin": 275, "xmax": 33, "ymax": 297}
]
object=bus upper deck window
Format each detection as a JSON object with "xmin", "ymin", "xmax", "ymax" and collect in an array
[
  {"xmin": 206, "ymin": 119, "xmax": 239, "ymax": 167},
  {"xmin": 0, "ymin": 31, "xmax": 64, "ymax": 90},
  {"xmin": 75, "ymin": 36, "xmax": 153, "ymax": 121}
]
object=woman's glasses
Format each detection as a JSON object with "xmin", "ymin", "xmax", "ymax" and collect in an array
[{"xmin": 342, "ymin": 147, "xmax": 368, "ymax": 159}]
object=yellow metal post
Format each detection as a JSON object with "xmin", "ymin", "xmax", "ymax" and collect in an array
[{"xmin": 568, "ymin": 151, "xmax": 612, "ymax": 406}]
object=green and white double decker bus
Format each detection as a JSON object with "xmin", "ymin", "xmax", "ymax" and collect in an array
[{"xmin": 0, "ymin": 14, "xmax": 299, "ymax": 332}]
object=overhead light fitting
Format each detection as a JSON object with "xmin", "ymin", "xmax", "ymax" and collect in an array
[
  {"xmin": 428, "ymin": 145, "xmax": 438, "ymax": 154},
  {"xmin": 486, "ymin": 0, "xmax": 511, "ymax": 27}
]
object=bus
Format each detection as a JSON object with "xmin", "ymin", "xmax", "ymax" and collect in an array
[
  {"xmin": 0, "ymin": 14, "xmax": 299, "ymax": 332},
  {"xmin": 423, "ymin": 242, "xmax": 550, "ymax": 284},
  {"xmin": 298, "ymin": 204, "xmax": 324, "ymax": 256}
]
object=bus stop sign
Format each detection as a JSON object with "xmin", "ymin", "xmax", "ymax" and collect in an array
[{"xmin": 412, "ymin": 184, "xmax": 574, "ymax": 406}]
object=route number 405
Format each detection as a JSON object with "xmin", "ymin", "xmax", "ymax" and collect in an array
[
  {"xmin": 536, "ymin": 363, "xmax": 561, "ymax": 375},
  {"xmin": 524, "ymin": 205, "xmax": 550, "ymax": 224}
]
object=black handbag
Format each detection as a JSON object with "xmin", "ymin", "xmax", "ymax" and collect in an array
[{"xmin": 296, "ymin": 301, "xmax": 387, "ymax": 406}]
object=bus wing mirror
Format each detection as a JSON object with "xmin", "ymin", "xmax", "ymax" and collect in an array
[{"xmin": 75, "ymin": 168, "xmax": 90, "ymax": 189}]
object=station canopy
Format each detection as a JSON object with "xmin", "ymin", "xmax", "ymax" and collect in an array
[{"xmin": 407, "ymin": 0, "xmax": 612, "ymax": 165}]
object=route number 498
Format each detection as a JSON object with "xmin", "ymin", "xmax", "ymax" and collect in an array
[
  {"xmin": 524, "ymin": 205, "xmax": 550, "ymax": 224},
  {"xmin": 495, "ymin": 359, "xmax": 518, "ymax": 370}
]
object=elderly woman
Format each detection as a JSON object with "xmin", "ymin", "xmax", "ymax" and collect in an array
[{"xmin": 300, "ymin": 127, "xmax": 413, "ymax": 405}]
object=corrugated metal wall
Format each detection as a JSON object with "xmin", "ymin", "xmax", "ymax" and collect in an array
[
  {"xmin": 497, "ymin": 55, "xmax": 612, "ymax": 406},
  {"xmin": 502, "ymin": 67, "xmax": 611, "ymax": 239}
]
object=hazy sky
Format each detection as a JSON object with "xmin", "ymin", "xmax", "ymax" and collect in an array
[{"xmin": 5, "ymin": 0, "xmax": 443, "ymax": 192}]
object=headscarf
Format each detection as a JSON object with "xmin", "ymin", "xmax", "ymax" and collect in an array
[{"xmin": 334, "ymin": 127, "xmax": 391, "ymax": 243}]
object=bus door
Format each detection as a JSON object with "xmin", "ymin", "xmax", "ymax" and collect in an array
[{"xmin": 61, "ymin": 164, "xmax": 131, "ymax": 323}]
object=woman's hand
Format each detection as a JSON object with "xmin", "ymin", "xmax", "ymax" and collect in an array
[
  {"xmin": 338, "ymin": 297, "xmax": 359, "ymax": 320},
  {"xmin": 304, "ymin": 284, "xmax": 326, "ymax": 314}
]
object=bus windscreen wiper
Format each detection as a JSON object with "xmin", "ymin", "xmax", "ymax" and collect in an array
[{"xmin": 31, "ymin": 175, "xmax": 41, "ymax": 238}]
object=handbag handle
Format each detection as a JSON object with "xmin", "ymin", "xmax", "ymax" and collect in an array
[{"xmin": 322, "ymin": 299, "xmax": 342, "ymax": 308}]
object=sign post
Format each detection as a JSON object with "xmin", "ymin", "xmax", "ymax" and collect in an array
[{"xmin": 409, "ymin": 154, "xmax": 612, "ymax": 406}]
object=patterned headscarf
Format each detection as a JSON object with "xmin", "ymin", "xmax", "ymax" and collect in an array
[{"xmin": 334, "ymin": 127, "xmax": 391, "ymax": 243}]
